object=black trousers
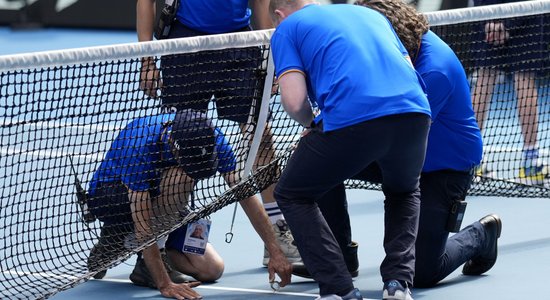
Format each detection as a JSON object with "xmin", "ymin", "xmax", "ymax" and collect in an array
[
  {"xmin": 320, "ymin": 165, "xmax": 485, "ymax": 287},
  {"xmin": 275, "ymin": 113, "xmax": 430, "ymax": 295}
]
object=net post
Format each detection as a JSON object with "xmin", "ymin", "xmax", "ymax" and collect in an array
[
  {"xmin": 225, "ymin": 46, "xmax": 275, "ymax": 241},
  {"xmin": 241, "ymin": 48, "xmax": 276, "ymax": 181}
]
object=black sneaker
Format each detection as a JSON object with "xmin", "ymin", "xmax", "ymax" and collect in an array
[
  {"xmin": 462, "ymin": 214, "xmax": 502, "ymax": 275},
  {"xmin": 88, "ymin": 224, "xmax": 131, "ymax": 279},
  {"xmin": 129, "ymin": 249, "xmax": 197, "ymax": 288},
  {"xmin": 382, "ymin": 280, "xmax": 413, "ymax": 300},
  {"xmin": 344, "ymin": 241, "xmax": 359, "ymax": 278},
  {"xmin": 290, "ymin": 262, "xmax": 311, "ymax": 278}
]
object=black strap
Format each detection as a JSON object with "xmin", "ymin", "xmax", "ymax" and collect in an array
[{"xmin": 68, "ymin": 155, "xmax": 96, "ymax": 223}]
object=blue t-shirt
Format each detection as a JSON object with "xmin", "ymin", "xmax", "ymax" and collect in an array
[
  {"xmin": 177, "ymin": 0, "xmax": 251, "ymax": 34},
  {"xmin": 271, "ymin": 4, "xmax": 430, "ymax": 132},
  {"xmin": 89, "ymin": 114, "xmax": 236, "ymax": 195},
  {"xmin": 415, "ymin": 31, "xmax": 483, "ymax": 172}
]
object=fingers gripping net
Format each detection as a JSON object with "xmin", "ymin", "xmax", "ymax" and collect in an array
[{"xmin": 0, "ymin": 30, "xmax": 274, "ymax": 299}]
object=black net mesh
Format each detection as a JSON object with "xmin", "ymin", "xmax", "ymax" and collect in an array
[
  {"xmin": 0, "ymin": 44, "xmax": 272, "ymax": 299},
  {"xmin": 265, "ymin": 4, "xmax": 550, "ymax": 198},
  {"xmin": 0, "ymin": 2, "xmax": 549, "ymax": 299}
]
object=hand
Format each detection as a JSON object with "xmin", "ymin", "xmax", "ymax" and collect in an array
[
  {"xmin": 267, "ymin": 251, "xmax": 292, "ymax": 288},
  {"xmin": 139, "ymin": 61, "xmax": 162, "ymax": 98},
  {"xmin": 484, "ymin": 22, "xmax": 509, "ymax": 46},
  {"xmin": 158, "ymin": 281, "xmax": 202, "ymax": 300}
]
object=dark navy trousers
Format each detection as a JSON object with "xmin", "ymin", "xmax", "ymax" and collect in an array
[
  {"xmin": 319, "ymin": 165, "xmax": 486, "ymax": 288},
  {"xmin": 274, "ymin": 113, "xmax": 430, "ymax": 296}
]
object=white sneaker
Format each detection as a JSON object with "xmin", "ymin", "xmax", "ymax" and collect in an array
[
  {"xmin": 382, "ymin": 280, "xmax": 413, "ymax": 300},
  {"xmin": 263, "ymin": 219, "xmax": 302, "ymax": 265}
]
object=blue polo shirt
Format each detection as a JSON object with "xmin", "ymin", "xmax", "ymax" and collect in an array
[
  {"xmin": 89, "ymin": 114, "xmax": 236, "ymax": 195},
  {"xmin": 271, "ymin": 4, "xmax": 430, "ymax": 132},
  {"xmin": 177, "ymin": 0, "xmax": 251, "ymax": 34},
  {"xmin": 415, "ymin": 31, "xmax": 483, "ymax": 172}
]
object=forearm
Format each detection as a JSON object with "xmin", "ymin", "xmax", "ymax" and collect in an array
[
  {"xmin": 278, "ymin": 72, "xmax": 313, "ymax": 127},
  {"xmin": 250, "ymin": 0, "xmax": 273, "ymax": 30},
  {"xmin": 284, "ymin": 100, "xmax": 313, "ymax": 127},
  {"xmin": 129, "ymin": 189, "xmax": 172, "ymax": 288},
  {"xmin": 136, "ymin": 0, "xmax": 156, "ymax": 42},
  {"xmin": 143, "ymin": 244, "xmax": 172, "ymax": 289},
  {"xmin": 239, "ymin": 196, "xmax": 285, "ymax": 259}
]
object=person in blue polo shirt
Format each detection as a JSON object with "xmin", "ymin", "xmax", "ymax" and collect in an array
[
  {"xmin": 354, "ymin": 0, "xmax": 502, "ymax": 286},
  {"xmin": 269, "ymin": 1, "xmax": 431, "ymax": 299},
  {"xmin": 315, "ymin": 0, "xmax": 501, "ymax": 294},
  {"xmin": 86, "ymin": 109, "xmax": 292, "ymax": 300},
  {"xmin": 135, "ymin": 0, "xmax": 302, "ymax": 269}
]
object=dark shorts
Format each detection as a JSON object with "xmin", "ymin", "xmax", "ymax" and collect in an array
[
  {"xmin": 472, "ymin": 15, "xmax": 546, "ymax": 73},
  {"xmin": 165, "ymin": 224, "xmax": 191, "ymax": 252},
  {"xmin": 89, "ymin": 181, "xmax": 191, "ymax": 251},
  {"xmin": 160, "ymin": 21, "xmax": 264, "ymax": 124},
  {"xmin": 88, "ymin": 181, "xmax": 134, "ymax": 228}
]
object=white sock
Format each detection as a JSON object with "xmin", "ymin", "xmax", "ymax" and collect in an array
[
  {"xmin": 157, "ymin": 235, "xmax": 168, "ymax": 249},
  {"xmin": 263, "ymin": 202, "xmax": 284, "ymax": 224}
]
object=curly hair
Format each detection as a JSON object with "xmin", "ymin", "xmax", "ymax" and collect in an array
[{"xmin": 355, "ymin": 0, "xmax": 429, "ymax": 59}]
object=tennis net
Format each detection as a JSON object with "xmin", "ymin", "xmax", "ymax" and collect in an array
[
  {"xmin": 260, "ymin": 0, "xmax": 550, "ymax": 198},
  {"xmin": 0, "ymin": 30, "xmax": 282, "ymax": 299},
  {"xmin": 345, "ymin": 0, "xmax": 550, "ymax": 196},
  {"xmin": 0, "ymin": 1, "xmax": 549, "ymax": 299}
]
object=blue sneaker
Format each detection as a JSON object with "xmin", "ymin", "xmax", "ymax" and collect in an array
[
  {"xmin": 518, "ymin": 164, "xmax": 547, "ymax": 185},
  {"xmin": 315, "ymin": 288, "xmax": 363, "ymax": 300},
  {"xmin": 519, "ymin": 149, "xmax": 547, "ymax": 185},
  {"xmin": 382, "ymin": 280, "xmax": 413, "ymax": 300}
]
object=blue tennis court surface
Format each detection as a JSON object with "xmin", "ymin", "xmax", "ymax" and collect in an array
[
  {"xmin": 48, "ymin": 189, "xmax": 550, "ymax": 300},
  {"xmin": 2, "ymin": 26, "xmax": 550, "ymax": 300}
]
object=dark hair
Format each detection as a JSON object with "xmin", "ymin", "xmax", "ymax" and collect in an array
[{"xmin": 355, "ymin": 0, "xmax": 429, "ymax": 59}]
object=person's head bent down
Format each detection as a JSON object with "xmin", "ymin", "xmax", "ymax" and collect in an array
[{"xmin": 168, "ymin": 109, "xmax": 219, "ymax": 181}]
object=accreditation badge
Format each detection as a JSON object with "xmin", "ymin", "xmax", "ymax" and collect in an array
[{"xmin": 182, "ymin": 219, "xmax": 211, "ymax": 255}]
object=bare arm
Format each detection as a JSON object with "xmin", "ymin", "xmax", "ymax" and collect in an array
[
  {"xmin": 278, "ymin": 72, "xmax": 313, "ymax": 127},
  {"xmin": 222, "ymin": 172, "xmax": 292, "ymax": 286},
  {"xmin": 484, "ymin": 21, "xmax": 509, "ymax": 46},
  {"xmin": 136, "ymin": 0, "xmax": 156, "ymax": 42},
  {"xmin": 129, "ymin": 189, "xmax": 201, "ymax": 299},
  {"xmin": 136, "ymin": 0, "xmax": 161, "ymax": 97},
  {"xmin": 250, "ymin": 0, "xmax": 273, "ymax": 29}
]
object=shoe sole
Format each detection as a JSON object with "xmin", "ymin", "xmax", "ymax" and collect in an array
[
  {"xmin": 462, "ymin": 214, "xmax": 502, "ymax": 276},
  {"xmin": 382, "ymin": 290, "xmax": 413, "ymax": 300}
]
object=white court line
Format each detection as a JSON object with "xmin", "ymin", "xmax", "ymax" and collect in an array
[
  {"xmin": 0, "ymin": 117, "xmax": 122, "ymax": 132},
  {"xmin": 96, "ymin": 277, "xmax": 318, "ymax": 297},
  {"xmin": 3, "ymin": 269, "xmax": 377, "ymax": 299},
  {"xmin": 0, "ymin": 146, "xmax": 103, "ymax": 161},
  {"xmin": 95, "ymin": 277, "xmax": 378, "ymax": 299}
]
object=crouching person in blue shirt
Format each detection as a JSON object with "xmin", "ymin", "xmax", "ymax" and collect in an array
[{"xmin": 86, "ymin": 109, "xmax": 292, "ymax": 299}]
